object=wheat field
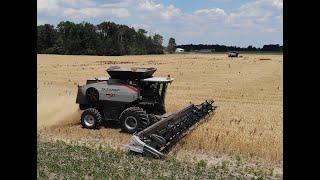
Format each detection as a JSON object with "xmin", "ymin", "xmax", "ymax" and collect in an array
[{"xmin": 37, "ymin": 53, "xmax": 282, "ymax": 165}]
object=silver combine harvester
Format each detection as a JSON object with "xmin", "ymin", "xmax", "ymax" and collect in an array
[{"xmin": 76, "ymin": 66, "xmax": 216, "ymax": 158}]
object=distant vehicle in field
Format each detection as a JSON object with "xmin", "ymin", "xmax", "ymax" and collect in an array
[
  {"xmin": 228, "ymin": 51, "xmax": 239, "ymax": 57},
  {"xmin": 175, "ymin": 48, "xmax": 184, "ymax": 53}
]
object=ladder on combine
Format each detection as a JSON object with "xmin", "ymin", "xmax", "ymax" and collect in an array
[{"xmin": 127, "ymin": 100, "xmax": 216, "ymax": 158}]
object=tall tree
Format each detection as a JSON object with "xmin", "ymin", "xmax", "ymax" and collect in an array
[
  {"xmin": 37, "ymin": 21, "xmax": 166, "ymax": 56},
  {"xmin": 167, "ymin": 37, "xmax": 176, "ymax": 53},
  {"xmin": 56, "ymin": 21, "xmax": 82, "ymax": 54},
  {"xmin": 153, "ymin": 34, "xmax": 163, "ymax": 46},
  {"xmin": 151, "ymin": 34, "xmax": 164, "ymax": 54},
  {"xmin": 37, "ymin": 24, "xmax": 57, "ymax": 53},
  {"xmin": 81, "ymin": 22, "xmax": 99, "ymax": 55}
]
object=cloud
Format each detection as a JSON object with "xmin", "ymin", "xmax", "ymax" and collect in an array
[
  {"xmin": 194, "ymin": 8, "xmax": 226, "ymax": 16},
  {"xmin": 37, "ymin": 0, "xmax": 60, "ymax": 14},
  {"xmin": 139, "ymin": 0, "xmax": 181, "ymax": 20},
  {"xmin": 64, "ymin": 7, "xmax": 130, "ymax": 19},
  {"xmin": 271, "ymin": 0, "xmax": 283, "ymax": 9},
  {"xmin": 160, "ymin": 5, "xmax": 182, "ymax": 20},
  {"xmin": 38, "ymin": 0, "xmax": 131, "ymax": 19},
  {"xmin": 37, "ymin": 0, "xmax": 282, "ymax": 47},
  {"xmin": 63, "ymin": 0, "xmax": 95, "ymax": 7},
  {"xmin": 139, "ymin": 0, "xmax": 163, "ymax": 11},
  {"xmin": 193, "ymin": 8, "xmax": 227, "ymax": 22},
  {"xmin": 223, "ymin": 0, "xmax": 283, "ymax": 30}
]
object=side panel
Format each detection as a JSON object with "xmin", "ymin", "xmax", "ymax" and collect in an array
[
  {"xmin": 79, "ymin": 82, "xmax": 139, "ymax": 103},
  {"xmin": 76, "ymin": 86, "xmax": 87, "ymax": 104}
]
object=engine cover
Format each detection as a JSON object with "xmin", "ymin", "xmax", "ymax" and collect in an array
[{"xmin": 76, "ymin": 81, "xmax": 139, "ymax": 104}]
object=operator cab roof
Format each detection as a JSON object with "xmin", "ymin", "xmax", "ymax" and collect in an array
[{"xmin": 141, "ymin": 77, "xmax": 174, "ymax": 83}]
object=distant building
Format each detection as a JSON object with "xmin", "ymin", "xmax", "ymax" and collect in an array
[{"xmin": 175, "ymin": 48, "xmax": 184, "ymax": 53}]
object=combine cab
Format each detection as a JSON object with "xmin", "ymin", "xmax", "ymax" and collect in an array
[{"xmin": 76, "ymin": 66, "xmax": 216, "ymax": 158}]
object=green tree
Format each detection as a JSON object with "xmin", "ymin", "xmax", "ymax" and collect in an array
[
  {"xmin": 56, "ymin": 21, "xmax": 82, "ymax": 54},
  {"xmin": 37, "ymin": 24, "xmax": 57, "ymax": 53},
  {"xmin": 37, "ymin": 21, "xmax": 166, "ymax": 56},
  {"xmin": 137, "ymin": 29, "xmax": 147, "ymax": 34},
  {"xmin": 167, "ymin": 37, "xmax": 176, "ymax": 53},
  {"xmin": 153, "ymin": 34, "xmax": 163, "ymax": 46},
  {"xmin": 151, "ymin": 34, "xmax": 164, "ymax": 54}
]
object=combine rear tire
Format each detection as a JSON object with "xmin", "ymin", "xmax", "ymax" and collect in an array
[
  {"xmin": 120, "ymin": 107, "xmax": 149, "ymax": 133},
  {"xmin": 81, "ymin": 108, "xmax": 102, "ymax": 129}
]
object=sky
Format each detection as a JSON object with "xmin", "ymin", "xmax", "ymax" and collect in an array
[{"xmin": 37, "ymin": 0, "xmax": 283, "ymax": 48}]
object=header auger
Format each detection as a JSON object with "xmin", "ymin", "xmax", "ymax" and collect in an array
[{"xmin": 75, "ymin": 66, "xmax": 216, "ymax": 158}]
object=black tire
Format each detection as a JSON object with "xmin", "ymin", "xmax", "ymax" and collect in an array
[
  {"xmin": 119, "ymin": 107, "xmax": 149, "ymax": 133},
  {"xmin": 86, "ymin": 87, "xmax": 99, "ymax": 103},
  {"xmin": 80, "ymin": 108, "xmax": 102, "ymax": 129}
]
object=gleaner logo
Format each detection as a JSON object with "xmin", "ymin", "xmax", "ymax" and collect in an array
[{"xmin": 102, "ymin": 88, "xmax": 120, "ymax": 91}]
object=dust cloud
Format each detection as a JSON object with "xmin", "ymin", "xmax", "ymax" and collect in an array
[{"xmin": 37, "ymin": 95, "xmax": 81, "ymax": 129}]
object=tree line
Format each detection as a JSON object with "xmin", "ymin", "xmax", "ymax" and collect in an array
[
  {"xmin": 37, "ymin": 21, "xmax": 165, "ymax": 56},
  {"xmin": 176, "ymin": 44, "xmax": 283, "ymax": 52}
]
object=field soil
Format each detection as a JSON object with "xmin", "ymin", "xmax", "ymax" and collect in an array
[{"xmin": 38, "ymin": 53, "xmax": 282, "ymax": 175}]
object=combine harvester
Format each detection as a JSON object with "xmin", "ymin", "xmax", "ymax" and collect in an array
[{"xmin": 76, "ymin": 66, "xmax": 216, "ymax": 158}]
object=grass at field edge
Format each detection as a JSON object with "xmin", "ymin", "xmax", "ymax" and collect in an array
[{"xmin": 37, "ymin": 140, "xmax": 282, "ymax": 179}]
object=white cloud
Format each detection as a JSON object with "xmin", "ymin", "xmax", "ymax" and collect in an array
[
  {"xmin": 194, "ymin": 8, "xmax": 226, "ymax": 16},
  {"xmin": 160, "ymin": 5, "xmax": 181, "ymax": 20},
  {"xmin": 100, "ymin": 0, "xmax": 135, "ymax": 8},
  {"xmin": 38, "ymin": 0, "xmax": 131, "ymax": 19},
  {"xmin": 64, "ymin": 7, "xmax": 130, "ymax": 19},
  {"xmin": 223, "ymin": 0, "xmax": 283, "ymax": 29},
  {"xmin": 37, "ymin": 0, "xmax": 282, "ymax": 46},
  {"xmin": 240, "ymin": 0, "xmax": 282, "ymax": 12},
  {"xmin": 193, "ymin": 8, "xmax": 227, "ymax": 21},
  {"xmin": 139, "ymin": 0, "xmax": 181, "ymax": 20},
  {"xmin": 63, "ymin": 0, "xmax": 94, "ymax": 7},
  {"xmin": 271, "ymin": 0, "xmax": 283, "ymax": 9},
  {"xmin": 37, "ymin": 0, "xmax": 60, "ymax": 13},
  {"xmin": 139, "ymin": 0, "xmax": 163, "ymax": 11}
]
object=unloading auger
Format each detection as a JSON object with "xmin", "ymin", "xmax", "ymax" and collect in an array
[{"xmin": 127, "ymin": 100, "xmax": 216, "ymax": 158}]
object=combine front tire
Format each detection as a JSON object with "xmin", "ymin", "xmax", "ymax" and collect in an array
[
  {"xmin": 120, "ymin": 107, "xmax": 149, "ymax": 133},
  {"xmin": 80, "ymin": 108, "xmax": 102, "ymax": 129}
]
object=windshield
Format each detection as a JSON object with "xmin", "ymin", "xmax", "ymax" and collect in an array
[{"xmin": 141, "ymin": 82, "xmax": 167, "ymax": 101}]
